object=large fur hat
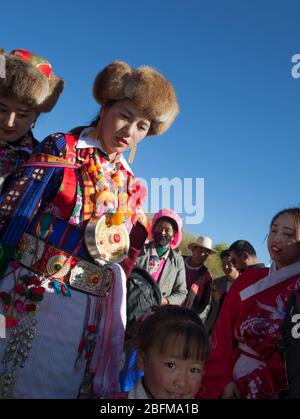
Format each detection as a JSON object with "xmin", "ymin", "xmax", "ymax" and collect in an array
[
  {"xmin": 0, "ymin": 48, "xmax": 64, "ymax": 113},
  {"xmin": 93, "ymin": 61, "xmax": 179, "ymax": 135}
]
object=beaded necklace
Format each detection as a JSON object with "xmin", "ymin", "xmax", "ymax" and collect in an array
[{"xmin": 81, "ymin": 147, "xmax": 131, "ymax": 226}]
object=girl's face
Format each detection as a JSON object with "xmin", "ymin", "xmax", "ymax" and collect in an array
[
  {"xmin": 268, "ymin": 213, "xmax": 300, "ymax": 269},
  {"xmin": 137, "ymin": 338, "xmax": 204, "ymax": 399},
  {"xmin": 0, "ymin": 96, "xmax": 37, "ymax": 143},
  {"xmin": 100, "ymin": 99, "xmax": 151, "ymax": 156}
]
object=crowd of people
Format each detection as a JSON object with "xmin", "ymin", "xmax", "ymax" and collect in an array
[{"xmin": 0, "ymin": 48, "xmax": 299, "ymax": 399}]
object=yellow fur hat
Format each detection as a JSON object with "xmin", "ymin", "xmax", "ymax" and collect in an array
[
  {"xmin": 93, "ymin": 61, "xmax": 179, "ymax": 135},
  {"xmin": 0, "ymin": 48, "xmax": 64, "ymax": 113}
]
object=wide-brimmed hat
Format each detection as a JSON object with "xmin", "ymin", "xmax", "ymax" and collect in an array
[
  {"xmin": 93, "ymin": 61, "xmax": 179, "ymax": 136},
  {"xmin": 0, "ymin": 48, "xmax": 64, "ymax": 112},
  {"xmin": 188, "ymin": 236, "xmax": 217, "ymax": 254}
]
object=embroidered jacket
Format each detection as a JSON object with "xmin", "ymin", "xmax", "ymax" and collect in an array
[
  {"xmin": 0, "ymin": 132, "xmax": 38, "ymax": 194},
  {"xmin": 0, "ymin": 129, "xmax": 146, "ymax": 275}
]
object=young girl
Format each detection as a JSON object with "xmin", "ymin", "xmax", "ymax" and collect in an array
[
  {"xmin": 0, "ymin": 48, "xmax": 63, "ymax": 192},
  {"xmin": 197, "ymin": 207, "xmax": 300, "ymax": 399},
  {"xmin": 0, "ymin": 61, "xmax": 178, "ymax": 398},
  {"xmin": 116, "ymin": 305, "xmax": 209, "ymax": 399}
]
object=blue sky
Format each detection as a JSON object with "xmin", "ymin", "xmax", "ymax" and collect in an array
[{"xmin": 2, "ymin": 0, "xmax": 300, "ymax": 265}]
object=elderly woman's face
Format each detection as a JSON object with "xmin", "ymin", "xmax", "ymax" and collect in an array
[
  {"xmin": 153, "ymin": 220, "xmax": 175, "ymax": 247},
  {"xmin": 100, "ymin": 99, "xmax": 151, "ymax": 156},
  {"xmin": 0, "ymin": 96, "xmax": 37, "ymax": 143}
]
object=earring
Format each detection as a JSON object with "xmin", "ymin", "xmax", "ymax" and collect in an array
[
  {"xmin": 128, "ymin": 143, "xmax": 137, "ymax": 164},
  {"xmin": 31, "ymin": 122, "xmax": 36, "ymax": 130}
]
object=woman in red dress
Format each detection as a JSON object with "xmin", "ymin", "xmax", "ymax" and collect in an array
[{"xmin": 197, "ymin": 207, "xmax": 300, "ymax": 399}]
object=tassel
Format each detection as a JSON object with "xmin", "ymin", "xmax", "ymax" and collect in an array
[
  {"xmin": 61, "ymin": 284, "xmax": 71, "ymax": 297},
  {"xmin": 51, "ymin": 280, "xmax": 62, "ymax": 294},
  {"xmin": 128, "ymin": 143, "xmax": 137, "ymax": 164}
]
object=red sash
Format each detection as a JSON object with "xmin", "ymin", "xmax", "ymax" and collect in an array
[{"xmin": 51, "ymin": 134, "xmax": 78, "ymax": 219}]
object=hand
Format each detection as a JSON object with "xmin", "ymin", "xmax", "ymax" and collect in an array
[
  {"xmin": 161, "ymin": 297, "xmax": 169, "ymax": 305},
  {"xmin": 221, "ymin": 381, "xmax": 241, "ymax": 399}
]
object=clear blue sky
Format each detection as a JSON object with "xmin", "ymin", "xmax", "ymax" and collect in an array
[{"xmin": 2, "ymin": 0, "xmax": 300, "ymax": 266}]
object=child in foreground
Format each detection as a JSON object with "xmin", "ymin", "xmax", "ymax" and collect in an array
[{"xmin": 114, "ymin": 305, "xmax": 209, "ymax": 399}]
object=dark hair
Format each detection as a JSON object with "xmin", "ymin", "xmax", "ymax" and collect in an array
[
  {"xmin": 270, "ymin": 207, "xmax": 300, "ymax": 242},
  {"xmin": 134, "ymin": 305, "xmax": 209, "ymax": 363},
  {"xmin": 220, "ymin": 249, "xmax": 230, "ymax": 259},
  {"xmin": 154, "ymin": 216, "xmax": 178, "ymax": 233},
  {"xmin": 228, "ymin": 240, "xmax": 256, "ymax": 257}
]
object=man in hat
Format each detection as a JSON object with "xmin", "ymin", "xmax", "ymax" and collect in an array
[{"xmin": 184, "ymin": 236, "xmax": 216, "ymax": 315}]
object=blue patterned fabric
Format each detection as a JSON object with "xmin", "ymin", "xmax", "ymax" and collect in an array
[{"xmin": 0, "ymin": 133, "xmax": 67, "ymax": 275}]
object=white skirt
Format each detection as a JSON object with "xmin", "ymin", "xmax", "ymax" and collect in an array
[{"xmin": 0, "ymin": 265, "xmax": 99, "ymax": 399}]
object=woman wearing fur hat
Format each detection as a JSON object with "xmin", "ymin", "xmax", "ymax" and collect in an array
[
  {"xmin": 0, "ymin": 48, "xmax": 64, "ymax": 193},
  {"xmin": 0, "ymin": 61, "xmax": 178, "ymax": 398}
]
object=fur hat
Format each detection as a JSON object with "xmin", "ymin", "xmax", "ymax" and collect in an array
[
  {"xmin": 151, "ymin": 208, "xmax": 183, "ymax": 249},
  {"xmin": 93, "ymin": 61, "xmax": 179, "ymax": 135},
  {"xmin": 0, "ymin": 48, "xmax": 64, "ymax": 113}
]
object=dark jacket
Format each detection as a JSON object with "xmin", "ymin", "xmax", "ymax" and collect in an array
[
  {"xmin": 184, "ymin": 258, "xmax": 212, "ymax": 315},
  {"xmin": 279, "ymin": 290, "xmax": 300, "ymax": 399},
  {"xmin": 126, "ymin": 267, "xmax": 161, "ymax": 344}
]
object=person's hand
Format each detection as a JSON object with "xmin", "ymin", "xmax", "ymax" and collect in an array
[
  {"xmin": 161, "ymin": 297, "xmax": 169, "ymax": 305},
  {"xmin": 221, "ymin": 381, "xmax": 241, "ymax": 399}
]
